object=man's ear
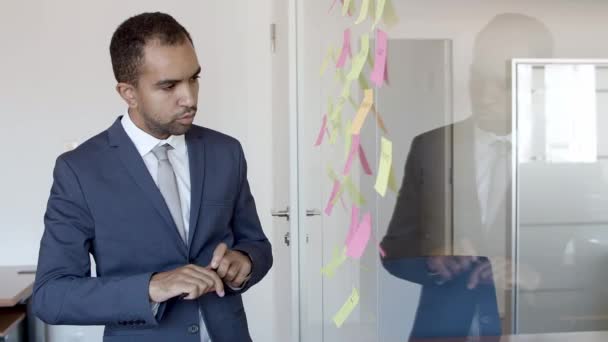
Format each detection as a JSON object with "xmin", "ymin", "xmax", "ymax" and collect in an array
[{"xmin": 116, "ymin": 82, "xmax": 138, "ymax": 108}]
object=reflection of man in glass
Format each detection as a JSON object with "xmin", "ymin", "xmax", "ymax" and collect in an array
[{"xmin": 380, "ymin": 13, "xmax": 554, "ymax": 340}]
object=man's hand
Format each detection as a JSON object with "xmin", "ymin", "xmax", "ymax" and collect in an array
[
  {"xmin": 468, "ymin": 257, "xmax": 540, "ymax": 291},
  {"xmin": 427, "ymin": 256, "xmax": 478, "ymax": 283},
  {"xmin": 149, "ymin": 264, "xmax": 225, "ymax": 303},
  {"xmin": 210, "ymin": 243, "xmax": 252, "ymax": 288}
]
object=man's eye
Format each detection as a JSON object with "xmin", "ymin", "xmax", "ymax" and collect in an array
[
  {"xmin": 163, "ymin": 84, "xmax": 176, "ymax": 90},
  {"xmin": 191, "ymin": 75, "xmax": 200, "ymax": 81}
]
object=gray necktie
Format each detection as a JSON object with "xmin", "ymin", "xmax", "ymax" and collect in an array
[{"xmin": 151, "ymin": 144, "xmax": 187, "ymax": 244}]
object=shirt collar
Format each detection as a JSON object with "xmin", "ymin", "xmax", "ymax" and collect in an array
[
  {"xmin": 121, "ymin": 110, "xmax": 186, "ymax": 157},
  {"xmin": 474, "ymin": 123, "xmax": 512, "ymax": 146}
]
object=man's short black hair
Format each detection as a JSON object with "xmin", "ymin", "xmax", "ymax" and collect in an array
[{"xmin": 110, "ymin": 12, "xmax": 193, "ymax": 85}]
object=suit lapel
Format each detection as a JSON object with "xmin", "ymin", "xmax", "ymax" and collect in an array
[
  {"xmin": 107, "ymin": 117, "xmax": 187, "ymax": 253},
  {"xmin": 186, "ymin": 128, "xmax": 206, "ymax": 254}
]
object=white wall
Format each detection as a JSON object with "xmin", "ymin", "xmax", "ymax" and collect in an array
[{"xmin": 0, "ymin": 1, "xmax": 278, "ymax": 341}]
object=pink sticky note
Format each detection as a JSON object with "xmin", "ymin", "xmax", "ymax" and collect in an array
[
  {"xmin": 345, "ymin": 205, "xmax": 360, "ymax": 245},
  {"xmin": 358, "ymin": 144, "xmax": 373, "ymax": 175},
  {"xmin": 370, "ymin": 29, "xmax": 388, "ymax": 87},
  {"xmin": 379, "ymin": 245, "xmax": 386, "ymax": 258},
  {"xmin": 343, "ymin": 134, "xmax": 361, "ymax": 175},
  {"xmin": 314, "ymin": 114, "xmax": 328, "ymax": 146},
  {"xmin": 324, "ymin": 180, "xmax": 341, "ymax": 216},
  {"xmin": 346, "ymin": 213, "xmax": 372, "ymax": 259},
  {"xmin": 336, "ymin": 29, "xmax": 352, "ymax": 69}
]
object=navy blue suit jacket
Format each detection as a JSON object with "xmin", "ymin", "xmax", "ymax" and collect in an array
[{"xmin": 33, "ymin": 117, "xmax": 273, "ymax": 342}]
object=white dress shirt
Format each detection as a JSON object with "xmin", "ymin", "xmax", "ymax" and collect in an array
[
  {"xmin": 474, "ymin": 125, "xmax": 512, "ymax": 226},
  {"xmin": 121, "ymin": 112, "xmax": 212, "ymax": 342}
]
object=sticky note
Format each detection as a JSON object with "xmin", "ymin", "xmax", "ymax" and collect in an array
[
  {"xmin": 354, "ymin": 0, "xmax": 371, "ymax": 25},
  {"xmin": 320, "ymin": 47, "xmax": 337, "ymax": 76},
  {"xmin": 347, "ymin": 34, "xmax": 370, "ymax": 81},
  {"xmin": 336, "ymin": 29, "xmax": 352, "ymax": 69},
  {"xmin": 374, "ymin": 136, "xmax": 393, "ymax": 197},
  {"xmin": 341, "ymin": 0, "xmax": 352, "ymax": 16},
  {"xmin": 343, "ymin": 134, "xmax": 360, "ymax": 175},
  {"xmin": 358, "ymin": 73, "xmax": 370, "ymax": 91},
  {"xmin": 379, "ymin": 245, "xmax": 387, "ymax": 258},
  {"xmin": 314, "ymin": 114, "xmax": 328, "ymax": 146},
  {"xmin": 333, "ymin": 288, "xmax": 360, "ymax": 328},
  {"xmin": 344, "ymin": 175, "xmax": 366, "ymax": 206},
  {"xmin": 346, "ymin": 212, "xmax": 372, "ymax": 259},
  {"xmin": 351, "ymin": 89, "xmax": 374, "ymax": 134},
  {"xmin": 345, "ymin": 205, "xmax": 360, "ymax": 245},
  {"xmin": 371, "ymin": 29, "xmax": 388, "ymax": 87},
  {"xmin": 321, "ymin": 247, "xmax": 347, "ymax": 278},
  {"xmin": 373, "ymin": 0, "xmax": 386, "ymax": 28},
  {"xmin": 327, "ymin": 165, "xmax": 339, "ymax": 181},
  {"xmin": 359, "ymin": 143, "xmax": 373, "ymax": 175},
  {"xmin": 335, "ymin": 68, "xmax": 347, "ymax": 85},
  {"xmin": 344, "ymin": 120, "xmax": 352, "ymax": 158},
  {"xmin": 325, "ymin": 180, "xmax": 342, "ymax": 216},
  {"xmin": 341, "ymin": 79, "xmax": 352, "ymax": 100},
  {"xmin": 383, "ymin": 0, "xmax": 400, "ymax": 27}
]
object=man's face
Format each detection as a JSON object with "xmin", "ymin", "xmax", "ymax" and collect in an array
[{"xmin": 131, "ymin": 39, "xmax": 201, "ymax": 139}]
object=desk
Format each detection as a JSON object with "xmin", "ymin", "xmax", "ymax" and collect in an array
[
  {"xmin": 412, "ymin": 330, "xmax": 608, "ymax": 342},
  {"xmin": 0, "ymin": 266, "xmax": 43, "ymax": 342}
]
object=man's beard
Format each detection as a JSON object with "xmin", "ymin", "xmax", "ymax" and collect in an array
[{"xmin": 143, "ymin": 108, "xmax": 196, "ymax": 137}]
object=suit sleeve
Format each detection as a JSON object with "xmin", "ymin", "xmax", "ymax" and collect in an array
[
  {"xmin": 379, "ymin": 136, "xmax": 439, "ymax": 286},
  {"xmin": 228, "ymin": 143, "xmax": 273, "ymax": 294},
  {"xmin": 33, "ymin": 156, "xmax": 161, "ymax": 327}
]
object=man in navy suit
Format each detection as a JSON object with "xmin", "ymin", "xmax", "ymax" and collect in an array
[{"xmin": 33, "ymin": 12, "xmax": 272, "ymax": 342}]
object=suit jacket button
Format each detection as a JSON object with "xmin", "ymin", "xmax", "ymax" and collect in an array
[{"xmin": 188, "ymin": 324, "xmax": 200, "ymax": 334}]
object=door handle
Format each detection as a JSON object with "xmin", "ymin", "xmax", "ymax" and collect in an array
[
  {"xmin": 306, "ymin": 209, "xmax": 321, "ymax": 217},
  {"xmin": 271, "ymin": 206, "xmax": 290, "ymax": 221}
]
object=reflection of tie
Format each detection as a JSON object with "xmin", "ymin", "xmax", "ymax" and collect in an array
[
  {"xmin": 485, "ymin": 140, "xmax": 512, "ymax": 227},
  {"xmin": 152, "ymin": 144, "xmax": 187, "ymax": 244}
]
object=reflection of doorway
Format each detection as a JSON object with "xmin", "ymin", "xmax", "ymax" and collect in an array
[{"xmin": 514, "ymin": 59, "xmax": 608, "ymax": 334}]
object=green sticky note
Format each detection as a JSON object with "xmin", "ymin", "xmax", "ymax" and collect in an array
[
  {"xmin": 344, "ymin": 175, "xmax": 366, "ymax": 206},
  {"xmin": 347, "ymin": 34, "xmax": 370, "ymax": 81},
  {"xmin": 321, "ymin": 247, "xmax": 347, "ymax": 278},
  {"xmin": 374, "ymin": 136, "xmax": 393, "ymax": 197},
  {"xmin": 333, "ymin": 288, "xmax": 360, "ymax": 328},
  {"xmin": 355, "ymin": 0, "xmax": 371, "ymax": 25},
  {"xmin": 373, "ymin": 0, "xmax": 386, "ymax": 28},
  {"xmin": 383, "ymin": 0, "xmax": 399, "ymax": 27}
]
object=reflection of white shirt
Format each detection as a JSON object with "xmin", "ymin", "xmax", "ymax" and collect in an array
[{"xmin": 474, "ymin": 125, "xmax": 512, "ymax": 225}]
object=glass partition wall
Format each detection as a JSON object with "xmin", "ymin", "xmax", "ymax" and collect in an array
[{"xmin": 292, "ymin": 1, "xmax": 608, "ymax": 340}]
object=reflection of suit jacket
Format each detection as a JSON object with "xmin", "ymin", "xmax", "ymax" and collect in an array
[
  {"xmin": 33, "ymin": 117, "xmax": 273, "ymax": 342},
  {"xmin": 381, "ymin": 119, "xmax": 511, "ymax": 259},
  {"xmin": 380, "ymin": 119, "xmax": 508, "ymax": 339}
]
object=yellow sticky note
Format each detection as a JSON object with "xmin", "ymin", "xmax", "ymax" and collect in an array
[
  {"xmin": 320, "ymin": 47, "xmax": 336, "ymax": 76},
  {"xmin": 355, "ymin": 0, "xmax": 371, "ymax": 25},
  {"xmin": 333, "ymin": 288, "xmax": 360, "ymax": 328},
  {"xmin": 335, "ymin": 68, "xmax": 347, "ymax": 85},
  {"xmin": 344, "ymin": 175, "xmax": 366, "ymax": 206},
  {"xmin": 347, "ymin": 34, "xmax": 370, "ymax": 81},
  {"xmin": 374, "ymin": 136, "xmax": 393, "ymax": 197},
  {"xmin": 327, "ymin": 165, "xmax": 339, "ymax": 182},
  {"xmin": 373, "ymin": 0, "xmax": 386, "ymax": 28},
  {"xmin": 383, "ymin": 0, "xmax": 400, "ymax": 27},
  {"xmin": 344, "ymin": 120, "xmax": 352, "ymax": 159},
  {"xmin": 341, "ymin": 0, "xmax": 352, "ymax": 16},
  {"xmin": 341, "ymin": 79, "xmax": 352, "ymax": 100},
  {"xmin": 359, "ymin": 73, "xmax": 370, "ymax": 91},
  {"xmin": 331, "ymin": 184, "xmax": 345, "ymax": 206},
  {"xmin": 321, "ymin": 247, "xmax": 347, "ymax": 278},
  {"xmin": 351, "ymin": 89, "xmax": 374, "ymax": 134}
]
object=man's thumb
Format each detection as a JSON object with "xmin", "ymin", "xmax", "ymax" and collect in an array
[{"xmin": 211, "ymin": 243, "xmax": 228, "ymax": 269}]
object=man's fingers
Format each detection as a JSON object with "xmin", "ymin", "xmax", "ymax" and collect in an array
[
  {"xmin": 429, "ymin": 257, "xmax": 452, "ymax": 280},
  {"xmin": 468, "ymin": 262, "xmax": 492, "ymax": 289},
  {"xmin": 225, "ymin": 264, "xmax": 240, "ymax": 283},
  {"xmin": 217, "ymin": 258, "xmax": 231, "ymax": 278},
  {"xmin": 232, "ymin": 263, "xmax": 252, "ymax": 287},
  {"xmin": 183, "ymin": 264, "xmax": 225, "ymax": 297},
  {"xmin": 211, "ymin": 243, "xmax": 228, "ymax": 269}
]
